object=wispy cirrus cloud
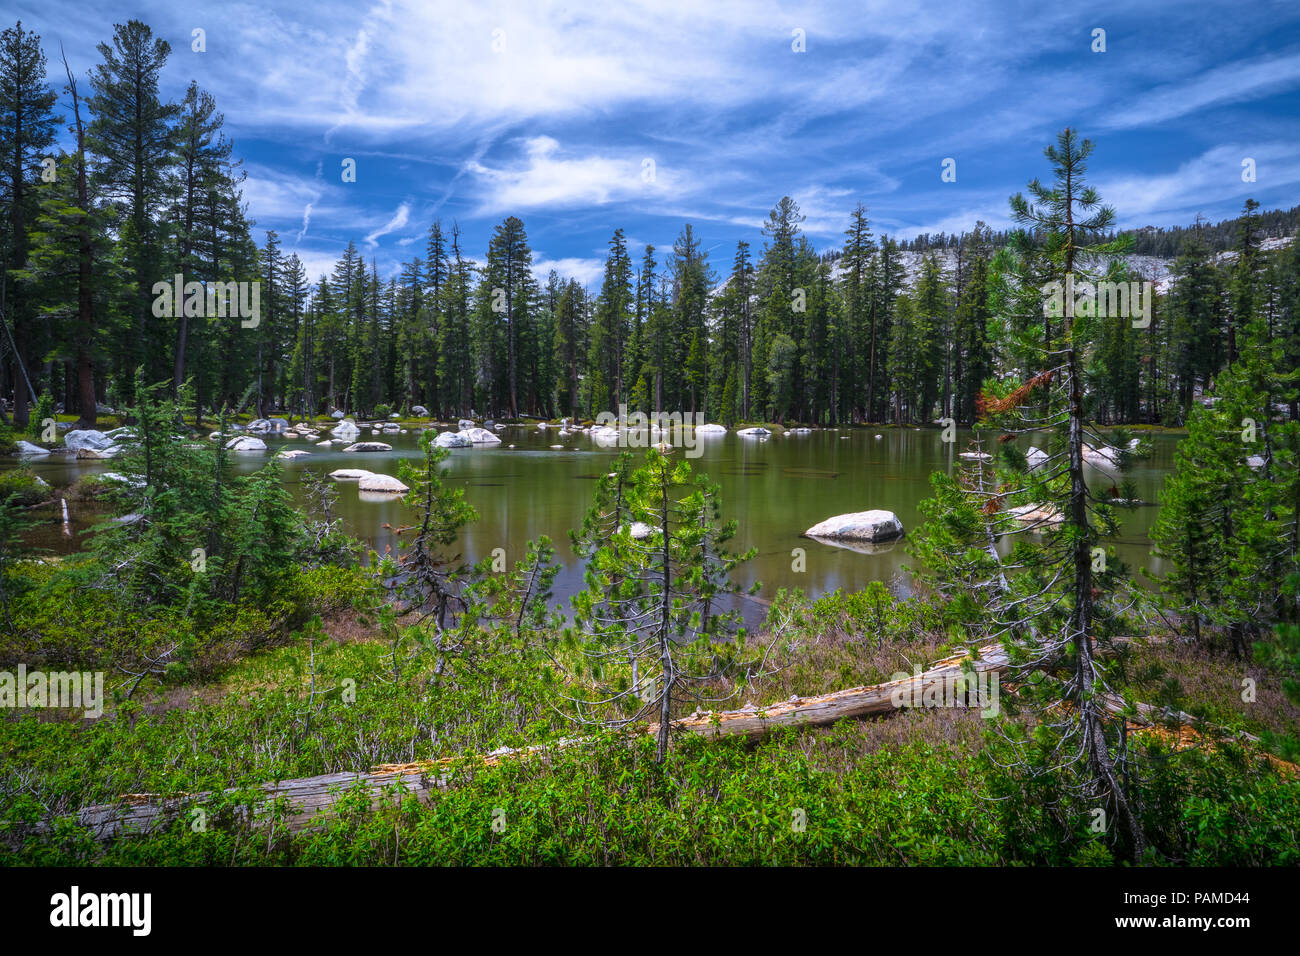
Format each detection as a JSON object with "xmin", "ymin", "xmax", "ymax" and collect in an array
[
  {"xmin": 364, "ymin": 202, "xmax": 412, "ymax": 247},
  {"xmin": 465, "ymin": 136, "xmax": 682, "ymax": 215},
  {"xmin": 1101, "ymin": 51, "xmax": 1300, "ymax": 130}
]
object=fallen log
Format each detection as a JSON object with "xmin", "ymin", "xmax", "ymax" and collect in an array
[
  {"xmin": 32, "ymin": 642, "xmax": 1012, "ymax": 842},
  {"xmin": 654, "ymin": 642, "xmax": 1009, "ymax": 741}
]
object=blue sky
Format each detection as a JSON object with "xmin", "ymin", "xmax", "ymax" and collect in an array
[{"xmin": 13, "ymin": 0, "xmax": 1300, "ymax": 287}]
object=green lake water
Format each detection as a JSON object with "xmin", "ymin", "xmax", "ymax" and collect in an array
[{"xmin": 10, "ymin": 425, "xmax": 1180, "ymax": 623}]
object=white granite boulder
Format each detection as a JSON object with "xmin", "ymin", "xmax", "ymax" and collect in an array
[
  {"xmin": 357, "ymin": 473, "xmax": 409, "ymax": 494},
  {"xmin": 433, "ymin": 431, "xmax": 472, "ymax": 448},
  {"xmin": 804, "ymin": 509, "xmax": 904, "ymax": 543},
  {"xmin": 65, "ymin": 429, "xmax": 118, "ymax": 453},
  {"xmin": 459, "ymin": 427, "xmax": 502, "ymax": 445},
  {"xmin": 225, "ymin": 436, "xmax": 267, "ymax": 452},
  {"xmin": 331, "ymin": 420, "xmax": 361, "ymax": 441}
]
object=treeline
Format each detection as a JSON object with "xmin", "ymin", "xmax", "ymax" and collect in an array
[
  {"xmin": 897, "ymin": 204, "xmax": 1299, "ymax": 256},
  {"xmin": 2, "ymin": 18, "xmax": 1297, "ymax": 431},
  {"xmin": 217, "ymin": 195, "xmax": 1300, "ymax": 429}
]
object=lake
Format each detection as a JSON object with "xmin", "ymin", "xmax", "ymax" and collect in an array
[{"xmin": 10, "ymin": 424, "xmax": 1179, "ymax": 623}]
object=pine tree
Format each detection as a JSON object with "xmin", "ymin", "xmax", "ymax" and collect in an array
[
  {"xmin": 0, "ymin": 20, "xmax": 59, "ymax": 427},
  {"xmin": 952, "ymin": 232, "xmax": 992, "ymax": 425},
  {"xmin": 840, "ymin": 204, "xmax": 875, "ymax": 422},
  {"xmin": 86, "ymin": 20, "xmax": 177, "ymax": 397},
  {"xmin": 570, "ymin": 449, "xmax": 755, "ymax": 762},
  {"xmin": 19, "ymin": 51, "xmax": 108, "ymax": 429},
  {"xmin": 588, "ymin": 228, "xmax": 633, "ymax": 414},
  {"xmin": 168, "ymin": 81, "xmax": 234, "ymax": 395},
  {"xmin": 919, "ymin": 129, "xmax": 1146, "ymax": 859}
]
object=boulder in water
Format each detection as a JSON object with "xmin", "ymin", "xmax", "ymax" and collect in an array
[
  {"xmin": 331, "ymin": 420, "xmax": 361, "ymax": 441},
  {"xmin": 357, "ymin": 473, "xmax": 409, "ymax": 494},
  {"xmin": 225, "ymin": 436, "xmax": 267, "ymax": 452},
  {"xmin": 804, "ymin": 509, "xmax": 903, "ymax": 542},
  {"xmin": 459, "ymin": 427, "xmax": 502, "ymax": 445},
  {"xmin": 65, "ymin": 429, "xmax": 118, "ymax": 453},
  {"xmin": 343, "ymin": 441, "xmax": 392, "ymax": 452}
]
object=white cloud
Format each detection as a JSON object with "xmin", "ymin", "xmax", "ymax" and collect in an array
[
  {"xmin": 1098, "ymin": 142, "xmax": 1300, "ymax": 224},
  {"xmin": 364, "ymin": 202, "xmax": 412, "ymax": 247},
  {"xmin": 1102, "ymin": 52, "xmax": 1300, "ymax": 130},
  {"xmin": 466, "ymin": 136, "xmax": 682, "ymax": 214},
  {"xmin": 532, "ymin": 256, "xmax": 605, "ymax": 287},
  {"xmin": 297, "ymin": 202, "xmax": 314, "ymax": 242}
]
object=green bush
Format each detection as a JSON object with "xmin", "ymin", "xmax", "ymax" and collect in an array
[{"xmin": 0, "ymin": 467, "xmax": 53, "ymax": 506}]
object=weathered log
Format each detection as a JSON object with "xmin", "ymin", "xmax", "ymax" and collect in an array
[{"xmin": 653, "ymin": 642, "xmax": 1009, "ymax": 741}]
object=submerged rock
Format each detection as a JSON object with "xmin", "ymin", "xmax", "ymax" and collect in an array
[
  {"xmin": 77, "ymin": 445, "xmax": 121, "ymax": 460},
  {"xmin": 1007, "ymin": 503, "xmax": 1063, "ymax": 526},
  {"xmin": 247, "ymin": 418, "xmax": 289, "ymax": 434},
  {"xmin": 343, "ymin": 441, "xmax": 392, "ymax": 452}
]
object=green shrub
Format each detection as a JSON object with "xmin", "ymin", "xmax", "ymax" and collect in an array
[{"xmin": 0, "ymin": 467, "xmax": 53, "ymax": 506}]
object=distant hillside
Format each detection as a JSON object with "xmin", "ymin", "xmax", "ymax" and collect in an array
[
  {"xmin": 881, "ymin": 235, "xmax": 1295, "ymax": 294},
  {"xmin": 882, "ymin": 204, "xmax": 1299, "ymax": 258}
]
